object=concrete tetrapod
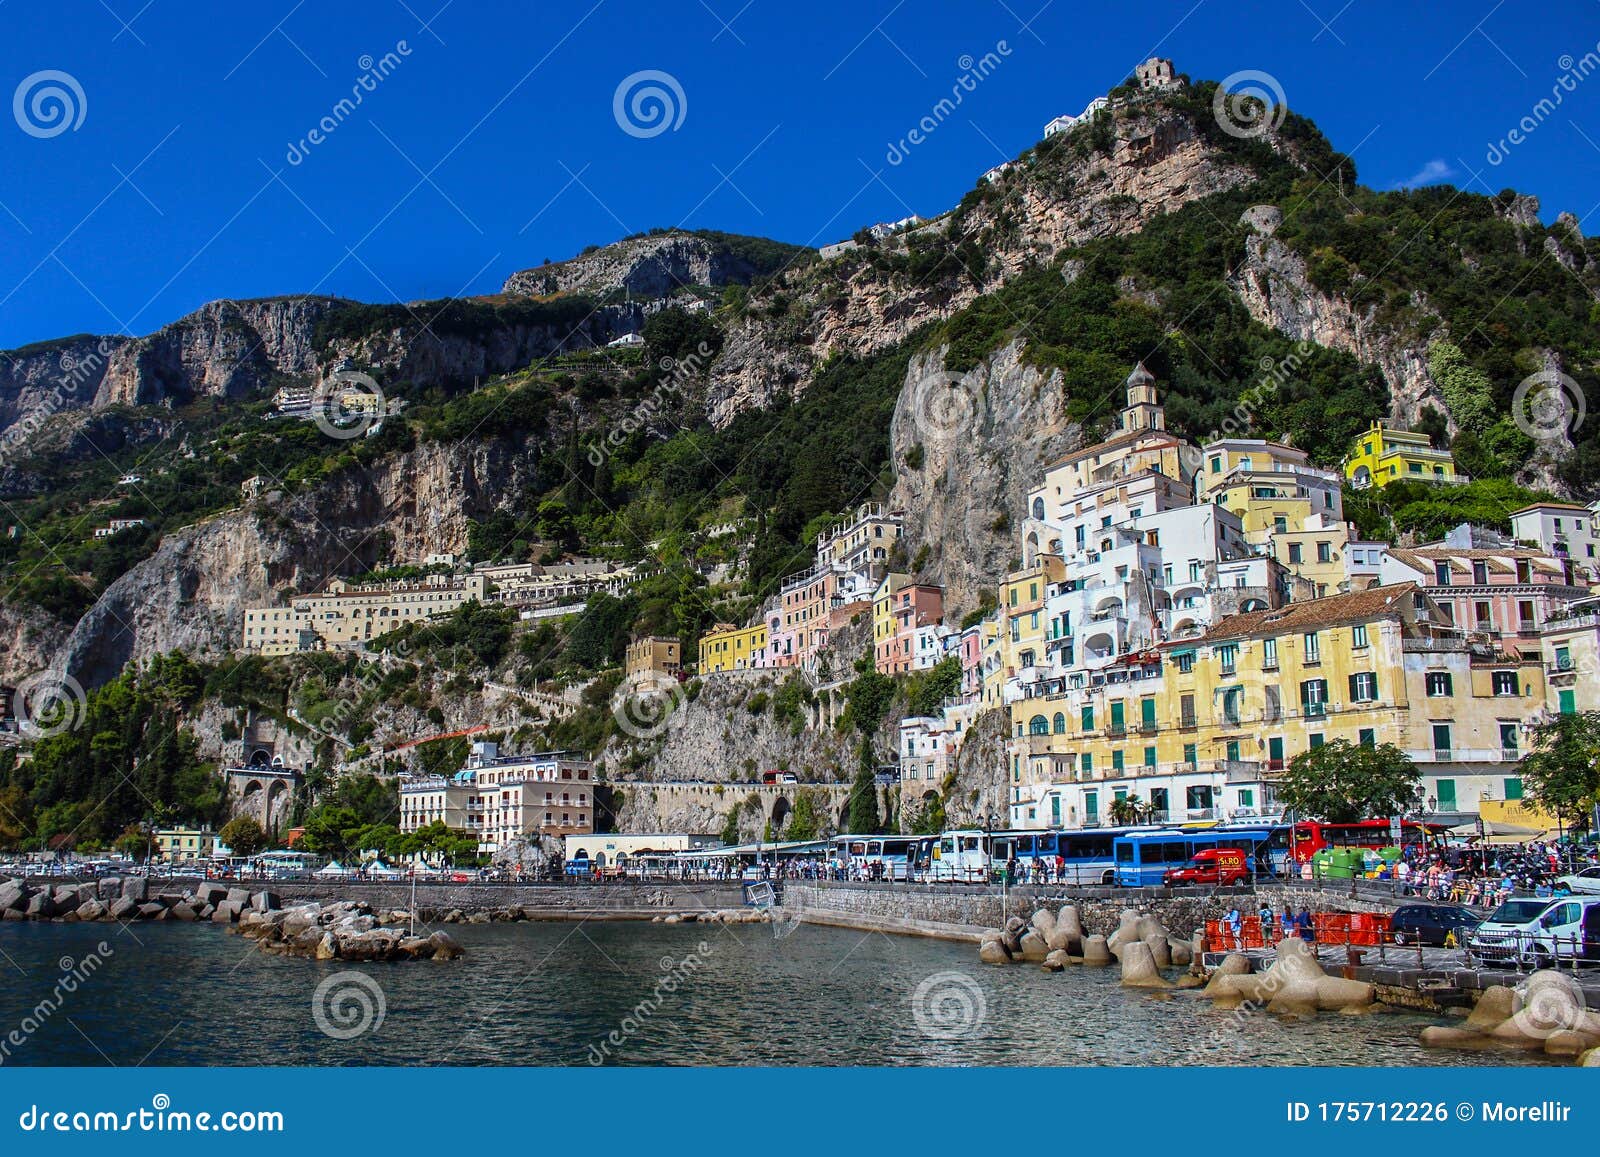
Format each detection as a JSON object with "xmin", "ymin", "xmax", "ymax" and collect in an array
[
  {"xmin": 1119, "ymin": 939, "xmax": 1173, "ymax": 989},
  {"xmin": 1081, "ymin": 934, "xmax": 1113, "ymax": 966},
  {"xmin": 1201, "ymin": 938, "xmax": 1374, "ymax": 1015},
  {"xmin": 1422, "ymin": 972, "xmax": 1600, "ymax": 1060},
  {"xmin": 1106, "ymin": 909, "xmax": 1143, "ymax": 959},
  {"xmin": 1030, "ymin": 907, "xmax": 1057, "ymax": 938},
  {"xmin": 1046, "ymin": 904, "xmax": 1084, "ymax": 954}
]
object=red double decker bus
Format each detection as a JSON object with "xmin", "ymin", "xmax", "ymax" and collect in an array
[{"xmin": 1289, "ymin": 818, "xmax": 1439, "ymax": 863}]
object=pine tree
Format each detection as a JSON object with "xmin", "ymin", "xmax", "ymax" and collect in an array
[{"xmin": 847, "ymin": 740, "xmax": 881, "ymax": 834}]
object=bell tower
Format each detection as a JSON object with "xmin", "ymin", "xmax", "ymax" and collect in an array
[{"xmin": 1121, "ymin": 362, "xmax": 1165, "ymax": 433}]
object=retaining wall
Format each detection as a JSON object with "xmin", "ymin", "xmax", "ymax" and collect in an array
[{"xmin": 781, "ymin": 881, "xmax": 1405, "ymax": 940}]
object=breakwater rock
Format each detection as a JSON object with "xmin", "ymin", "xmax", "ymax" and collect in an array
[
  {"xmin": 1420, "ymin": 972, "xmax": 1600, "ymax": 1064},
  {"xmin": 0, "ymin": 877, "xmax": 284, "ymax": 925},
  {"xmin": 232, "ymin": 900, "xmax": 465, "ymax": 962}
]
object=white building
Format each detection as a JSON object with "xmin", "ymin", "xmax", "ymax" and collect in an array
[{"xmin": 1510, "ymin": 503, "xmax": 1599, "ymax": 582}]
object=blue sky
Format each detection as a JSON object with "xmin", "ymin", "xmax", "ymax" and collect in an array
[{"xmin": 1, "ymin": 0, "xmax": 1598, "ymax": 349}]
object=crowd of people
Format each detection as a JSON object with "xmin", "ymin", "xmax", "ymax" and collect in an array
[{"xmin": 1345, "ymin": 841, "xmax": 1596, "ymax": 906}]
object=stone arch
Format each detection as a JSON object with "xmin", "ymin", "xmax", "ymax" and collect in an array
[
  {"xmin": 265, "ymin": 779, "xmax": 291, "ymax": 832},
  {"xmin": 769, "ymin": 795, "xmax": 791, "ymax": 830},
  {"xmin": 247, "ymin": 748, "xmax": 272, "ymax": 769}
]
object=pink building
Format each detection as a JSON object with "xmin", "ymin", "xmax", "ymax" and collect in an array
[
  {"xmin": 1381, "ymin": 526, "xmax": 1585, "ymax": 658},
  {"xmin": 875, "ymin": 580, "xmax": 945, "ymax": 675},
  {"xmin": 958, "ymin": 624, "xmax": 984, "ymax": 700}
]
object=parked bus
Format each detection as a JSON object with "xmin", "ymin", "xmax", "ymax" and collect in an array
[
  {"xmin": 832, "ymin": 835, "xmax": 935, "ymax": 880},
  {"xmin": 1113, "ymin": 827, "xmax": 1280, "ymax": 886},
  {"xmin": 1289, "ymin": 818, "xmax": 1437, "ymax": 864},
  {"xmin": 929, "ymin": 829, "xmax": 992, "ymax": 882},
  {"xmin": 988, "ymin": 828, "xmax": 1134, "ymax": 885}
]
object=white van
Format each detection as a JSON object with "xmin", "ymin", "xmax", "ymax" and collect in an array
[{"xmin": 1469, "ymin": 896, "xmax": 1600, "ymax": 966}]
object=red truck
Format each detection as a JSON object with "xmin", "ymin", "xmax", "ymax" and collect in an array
[{"xmin": 1163, "ymin": 847, "xmax": 1250, "ymax": 886}]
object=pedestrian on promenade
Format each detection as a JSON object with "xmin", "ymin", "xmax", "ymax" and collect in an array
[
  {"xmin": 1295, "ymin": 906, "xmax": 1316, "ymax": 943},
  {"xmin": 1280, "ymin": 906, "xmax": 1296, "ymax": 942},
  {"xmin": 1225, "ymin": 906, "xmax": 1243, "ymax": 949}
]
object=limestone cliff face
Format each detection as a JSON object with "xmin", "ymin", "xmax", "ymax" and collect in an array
[
  {"xmin": 2, "ymin": 296, "xmax": 641, "ymax": 444},
  {"xmin": 94, "ymin": 297, "xmax": 340, "ymax": 409},
  {"xmin": 703, "ymin": 105, "xmax": 1258, "ymax": 425},
  {"xmin": 52, "ymin": 436, "xmax": 539, "ymax": 687},
  {"xmin": 945, "ymin": 706, "xmax": 1010, "ymax": 829},
  {"xmin": 1229, "ymin": 210, "xmax": 1443, "ymax": 427},
  {"xmin": 502, "ymin": 230, "xmax": 795, "ymax": 298},
  {"xmin": 888, "ymin": 341, "xmax": 1083, "ymax": 617}
]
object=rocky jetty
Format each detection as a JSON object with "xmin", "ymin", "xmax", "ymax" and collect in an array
[
  {"xmin": 978, "ymin": 905, "xmax": 1192, "ymax": 978},
  {"xmin": 0, "ymin": 876, "xmax": 268, "ymax": 924},
  {"xmin": 1420, "ymin": 972, "xmax": 1600, "ymax": 1065},
  {"xmin": 1199, "ymin": 936, "xmax": 1376, "ymax": 1015},
  {"xmin": 232, "ymin": 899, "xmax": 465, "ymax": 962}
]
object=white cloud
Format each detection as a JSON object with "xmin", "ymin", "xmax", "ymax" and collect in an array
[{"xmin": 1394, "ymin": 159, "xmax": 1458, "ymax": 189}]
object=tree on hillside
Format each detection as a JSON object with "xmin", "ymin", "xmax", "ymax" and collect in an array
[
  {"xmin": 1277, "ymin": 740, "xmax": 1420, "ymax": 823},
  {"xmin": 1519, "ymin": 712, "xmax": 1600, "ymax": 834},
  {"xmin": 218, "ymin": 815, "xmax": 267, "ymax": 857},
  {"xmin": 847, "ymin": 741, "xmax": 881, "ymax": 835},
  {"xmin": 785, "ymin": 790, "xmax": 824, "ymax": 841}
]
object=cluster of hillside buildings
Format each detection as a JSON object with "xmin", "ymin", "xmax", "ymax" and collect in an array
[
  {"xmin": 397, "ymin": 741, "xmax": 596, "ymax": 851},
  {"xmin": 885, "ymin": 365, "xmax": 1600, "ymax": 834},
  {"xmin": 241, "ymin": 558, "xmax": 636, "ymax": 655}
]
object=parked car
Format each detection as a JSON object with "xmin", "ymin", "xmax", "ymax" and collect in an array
[
  {"xmin": 1470, "ymin": 896, "xmax": 1600, "ymax": 966},
  {"xmin": 1388, "ymin": 903, "xmax": 1481, "ymax": 947},
  {"xmin": 1555, "ymin": 865, "xmax": 1600, "ymax": 896},
  {"xmin": 1163, "ymin": 847, "xmax": 1250, "ymax": 887}
]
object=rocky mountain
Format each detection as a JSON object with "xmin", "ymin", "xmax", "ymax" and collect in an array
[
  {"xmin": 501, "ymin": 228, "xmax": 806, "ymax": 299},
  {"xmin": 5, "ymin": 77, "xmax": 1599, "ymax": 776}
]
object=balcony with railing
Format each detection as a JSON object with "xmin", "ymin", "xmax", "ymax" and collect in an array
[{"xmin": 1405, "ymin": 747, "xmax": 1522, "ymax": 764}]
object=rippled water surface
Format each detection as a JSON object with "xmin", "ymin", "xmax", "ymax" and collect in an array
[{"xmin": 0, "ymin": 921, "xmax": 1544, "ymax": 1066}]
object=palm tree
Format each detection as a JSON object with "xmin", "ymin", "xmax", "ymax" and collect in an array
[{"xmin": 1107, "ymin": 794, "xmax": 1145, "ymax": 826}]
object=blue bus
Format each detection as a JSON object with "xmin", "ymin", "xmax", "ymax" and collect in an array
[
  {"xmin": 988, "ymin": 827, "xmax": 1144, "ymax": 885},
  {"xmin": 1112, "ymin": 825, "xmax": 1287, "ymax": 886}
]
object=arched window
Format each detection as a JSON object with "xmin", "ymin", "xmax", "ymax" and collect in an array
[
  {"xmin": 1028, "ymin": 715, "xmax": 1050, "ymax": 736},
  {"xmin": 1052, "ymin": 712, "xmax": 1067, "ymax": 734},
  {"xmin": 1031, "ymin": 497, "xmax": 1045, "ymax": 520}
]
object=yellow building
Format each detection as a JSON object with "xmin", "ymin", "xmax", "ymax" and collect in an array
[
  {"xmin": 624, "ymin": 635, "xmax": 681, "ymax": 687},
  {"xmin": 1200, "ymin": 438, "xmax": 1353, "ymax": 594},
  {"xmin": 1007, "ymin": 582, "xmax": 1548, "ymax": 827},
  {"xmin": 1344, "ymin": 421, "xmax": 1462, "ymax": 488},
  {"xmin": 698, "ymin": 621, "xmax": 768, "ymax": 673},
  {"xmin": 155, "ymin": 827, "xmax": 218, "ymax": 861}
]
